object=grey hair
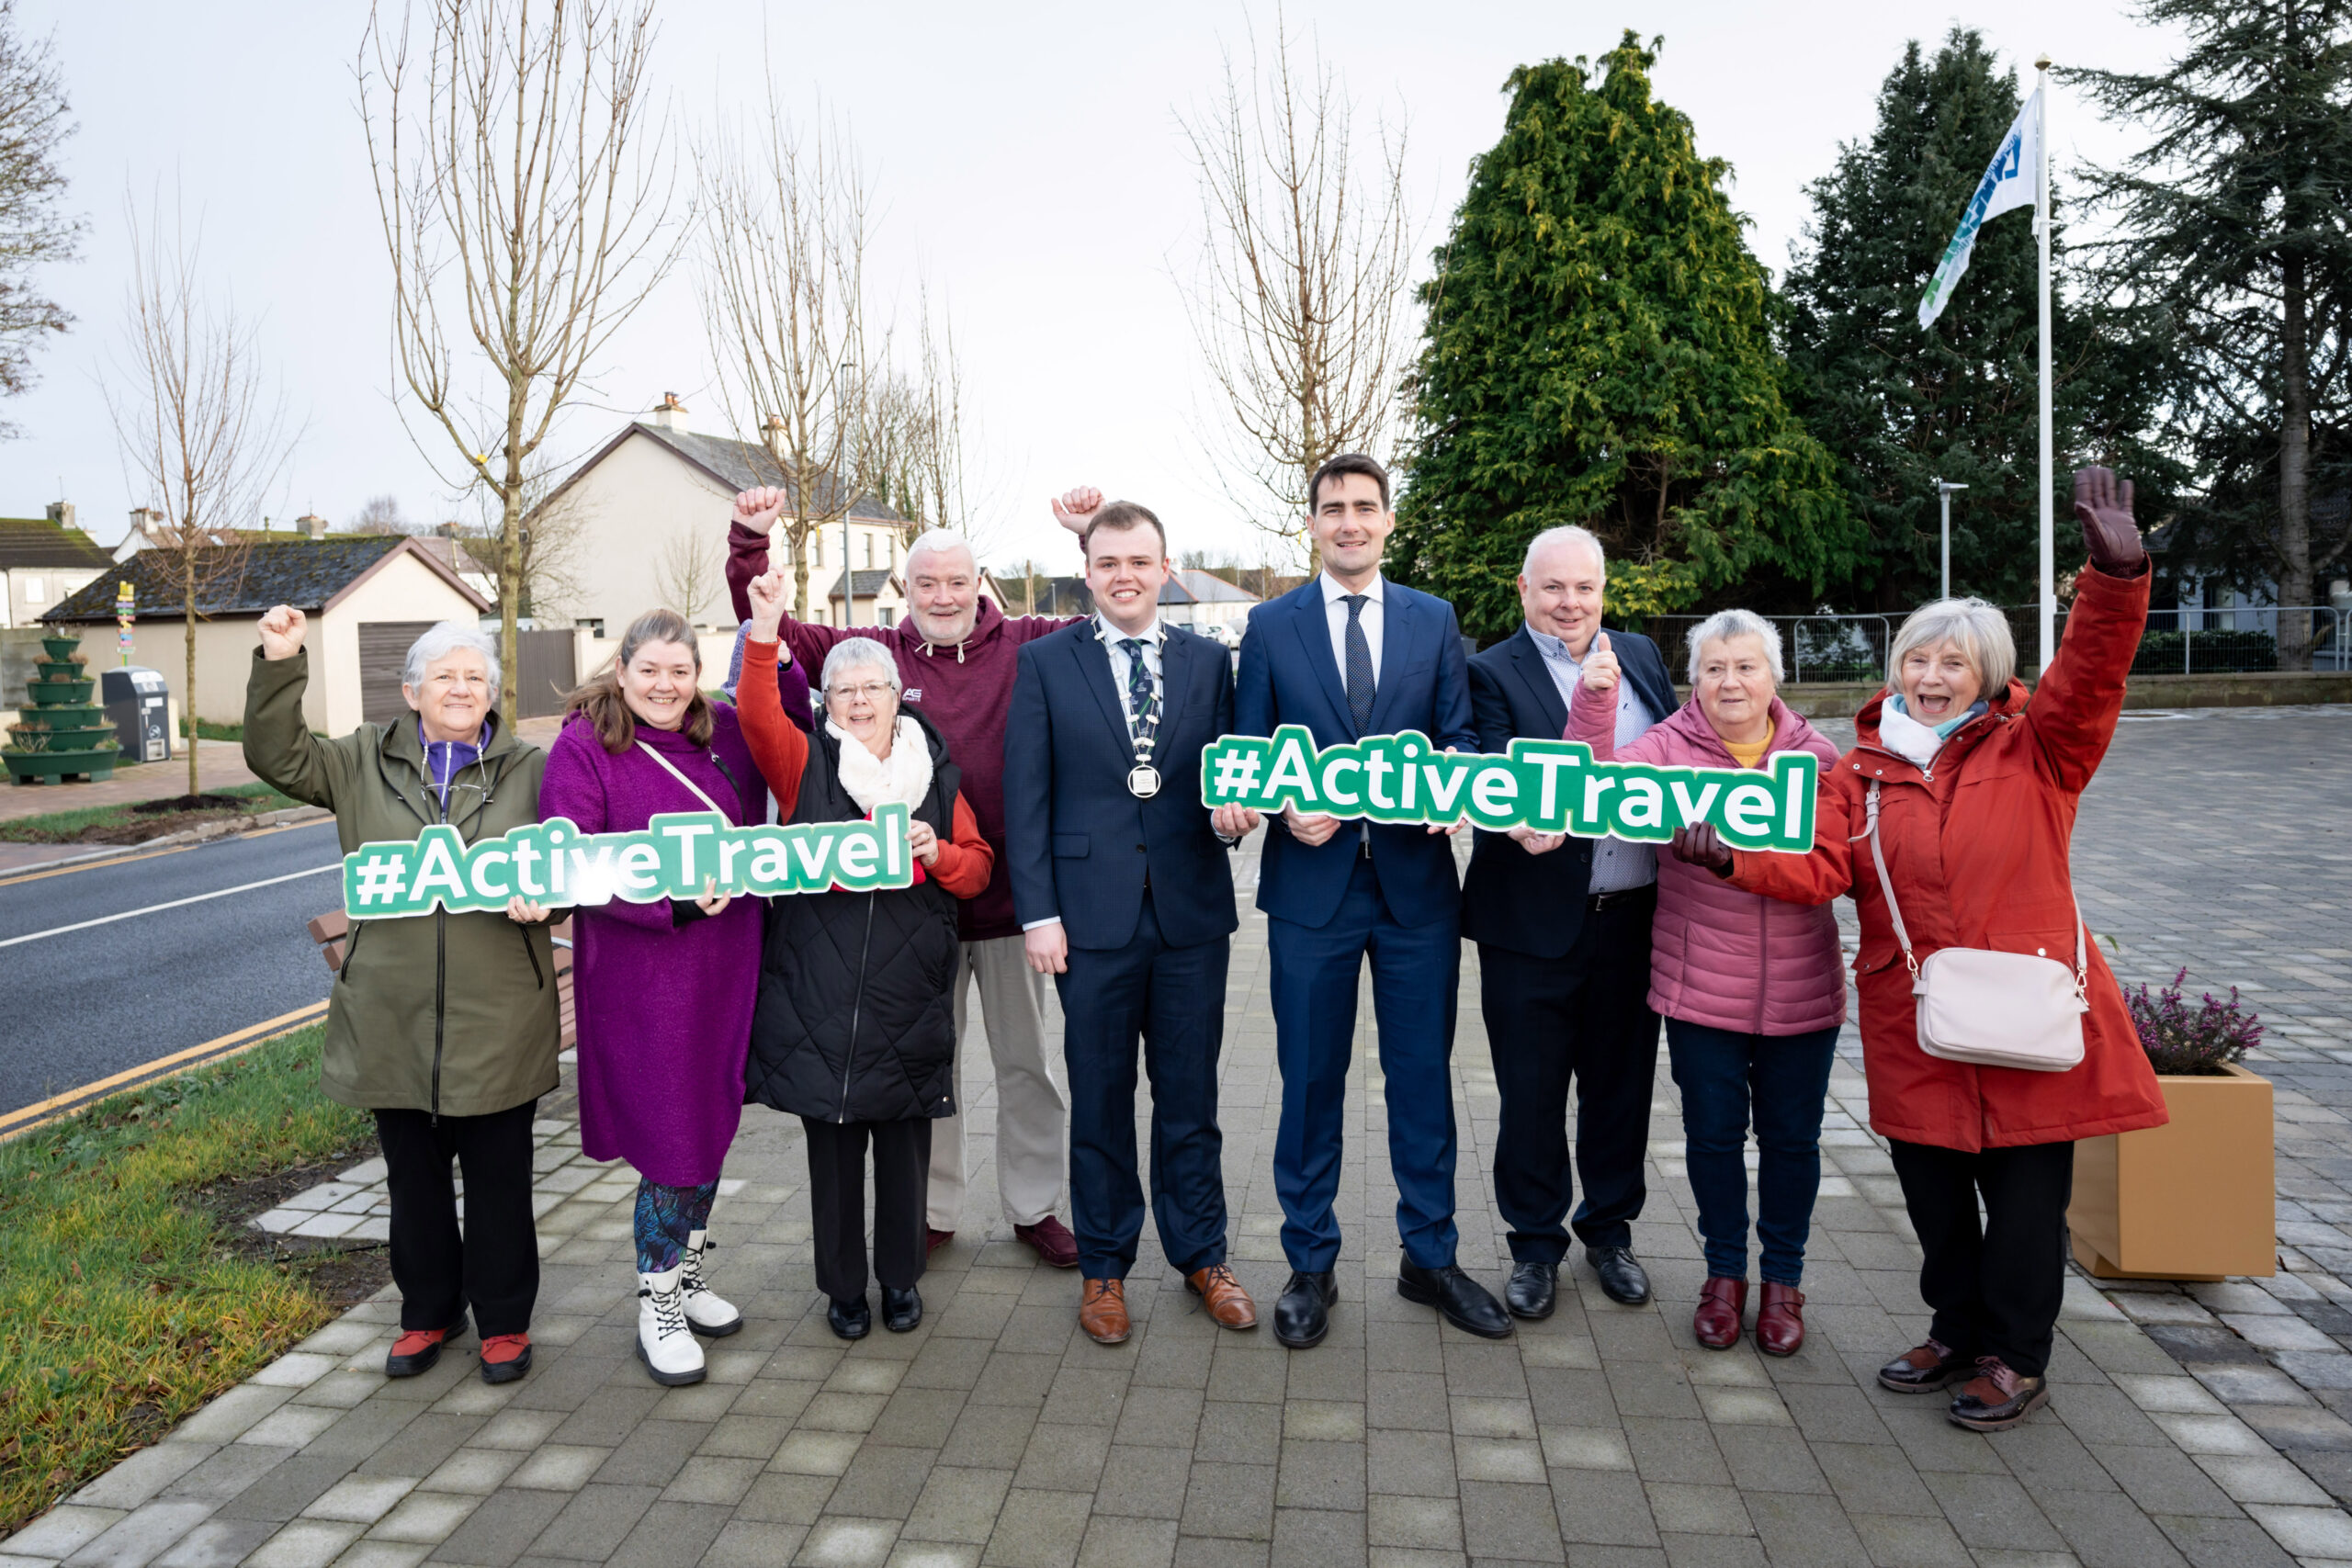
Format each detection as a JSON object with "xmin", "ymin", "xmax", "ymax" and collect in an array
[
  {"xmin": 820, "ymin": 637, "xmax": 901, "ymax": 698},
  {"xmin": 402, "ymin": 621, "xmax": 501, "ymax": 693},
  {"xmin": 1888, "ymin": 597, "xmax": 2016, "ymax": 694},
  {"xmin": 1521, "ymin": 525, "xmax": 1607, "ymax": 581},
  {"xmin": 1686, "ymin": 609, "xmax": 1784, "ymax": 683},
  {"xmin": 904, "ymin": 528, "xmax": 977, "ymax": 574}
]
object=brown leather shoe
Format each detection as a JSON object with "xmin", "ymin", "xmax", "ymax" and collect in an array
[
  {"xmin": 1079, "ymin": 1278, "xmax": 1130, "ymax": 1344},
  {"xmin": 1948, "ymin": 1357, "xmax": 2051, "ymax": 1431},
  {"xmin": 1693, "ymin": 1277, "xmax": 1746, "ymax": 1349},
  {"xmin": 1755, "ymin": 1282, "xmax": 1804, "ymax": 1357},
  {"xmin": 1878, "ymin": 1338, "xmax": 1971, "ymax": 1393},
  {"xmin": 1186, "ymin": 1264, "xmax": 1259, "ymax": 1330}
]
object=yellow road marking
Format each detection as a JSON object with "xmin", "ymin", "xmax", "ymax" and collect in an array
[{"xmin": 0, "ymin": 999, "xmax": 331, "ymax": 1139}]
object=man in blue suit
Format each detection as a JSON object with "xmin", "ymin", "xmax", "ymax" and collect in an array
[
  {"xmin": 1005, "ymin": 496, "xmax": 1264, "ymax": 1347},
  {"xmin": 1234, "ymin": 453, "xmax": 1510, "ymax": 1348}
]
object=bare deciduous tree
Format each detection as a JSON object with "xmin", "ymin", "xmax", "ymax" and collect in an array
[
  {"xmin": 871, "ymin": 281, "xmax": 1006, "ymax": 558},
  {"xmin": 653, "ymin": 525, "xmax": 723, "ymax": 624},
  {"xmin": 0, "ymin": 0, "xmax": 82, "ymax": 434},
  {"xmin": 104, "ymin": 197, "xmax": 294, "ymax": 798},
  {"xmin": 696, "ymin": 106, "xmax": 885, "ymax": 621},
  {"xmin": 352, "ymin": 492, "xmax": 408, "ymax": 533},
  {"xmin": 470, "ymin": 455, "xmax": 589, "ymax": 618},
  {"xmin": 1178, "ymin": 14, "xmax": 1416, "ymax": 565},
  {"xmin": 360, "ymin": 0, "xmax": 681, "ymax": 716}
]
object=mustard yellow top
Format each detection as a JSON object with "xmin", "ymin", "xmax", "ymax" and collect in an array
[{"xmin": 1724, "ymin": 736, "xmax": 1770, "ymax": 770}]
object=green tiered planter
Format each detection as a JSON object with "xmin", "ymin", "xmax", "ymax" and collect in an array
[{"xmin": 6, "ymin": 632, "xmax": 117, "ymax": 784}]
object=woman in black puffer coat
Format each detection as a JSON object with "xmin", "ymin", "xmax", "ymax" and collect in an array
[{"xmin": 736, "ymin": 598, "xmax": 995, "ymax": 1341}]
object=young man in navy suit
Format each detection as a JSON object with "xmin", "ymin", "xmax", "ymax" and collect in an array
[
  {"xmin": 1463, "ymin": 526, "xmax": 1677, "ymax": 1320},
  {"xmin": 1004, "ymin": 496, "xmax": 1265, "ymax": 1346},
  {"xmin": 1234, "ymin": 453, "xmax": 1511, "ymax": 1348}
]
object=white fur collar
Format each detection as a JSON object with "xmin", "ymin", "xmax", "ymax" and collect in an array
[{"xmin": 829, "ymin": 715, "xmax": 934, "ymax": 814}]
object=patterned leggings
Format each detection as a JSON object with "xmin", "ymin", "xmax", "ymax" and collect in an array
[{"xmin": 634, "ymin": 1179, "xmax": 719, "ymax": 1274}]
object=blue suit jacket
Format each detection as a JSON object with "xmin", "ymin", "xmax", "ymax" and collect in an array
[
  {"xmin": 1002, "ymin": 621, "xmax": 1240, "ymax": 952},
  {"xmin": 1233, "ymin": 577, "xmax": 1478, "ymax": 930},
  {"xmin": 1461, "ymin": 625, "xmax": 1677, "ymax": 958}
]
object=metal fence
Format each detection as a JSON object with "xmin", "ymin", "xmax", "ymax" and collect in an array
[{"xmin": 1637, "ymin": 605, "xmax": 2350, "ymax": 682}]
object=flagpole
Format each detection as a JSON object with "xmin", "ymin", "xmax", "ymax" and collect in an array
[{"xmin": 2035, "ymin": 54, "xmax": 2054, "ymax": 676}]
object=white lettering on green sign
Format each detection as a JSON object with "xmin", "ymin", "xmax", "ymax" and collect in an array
[
  {"xmin": 343, "ymin": 806, "xmax": 915, "ymax": 919},
  {"xmin": 1201, "ymin": 727, "xmax": 1816, "ymax": 853}
]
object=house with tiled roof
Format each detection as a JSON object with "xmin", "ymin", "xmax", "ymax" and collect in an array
[
  {"xmin": 42, "ymin": 535, "xmax": 491, "ymax": 736},
  {"xmin": 0, "ymin": 503, "xmax": 113, "ymax": 628}
]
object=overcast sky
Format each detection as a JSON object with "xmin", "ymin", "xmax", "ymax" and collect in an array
[{"xmin": 6, "ymin": 1, "xmax": 2183, "ymax": 576}]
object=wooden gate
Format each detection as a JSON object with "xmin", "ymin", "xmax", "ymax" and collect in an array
[{"xmin": 358, "ymin": 622, "xmax": 577, "ymax": 724}]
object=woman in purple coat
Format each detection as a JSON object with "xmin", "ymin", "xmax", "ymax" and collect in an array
[{"xmin": 540, "ymin": 607, "xmax": 808, "ymax": 1387}]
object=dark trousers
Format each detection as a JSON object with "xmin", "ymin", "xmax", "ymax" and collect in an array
[
  {"xmin": 803, "ymin": 1117, "xmax": 932, "ymax": 1302},
  {"xmin": 1666, "ymin": 1020, "xmax": 1840, "ymax": 1284},
  {"xmin": 1478, "ymin": 889, "xmax": 1659, "ymax": 1262},
  {"xmin": 1269, "ymin": 853, "xmax": 1462, "ymax": 1271},
  {"xmin": 1888, "ymin": 1137, "xmax": 2075, "ymax": 1377},
  {"xmin": 376, "ymin": 1100, "xmax": 540, "ymax": 1337},
  {"xmin": 1058, "ymin": 893, "xmax": 1230, "ymax": 1280}
]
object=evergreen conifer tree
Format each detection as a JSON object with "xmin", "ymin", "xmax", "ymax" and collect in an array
[{"xmin": 1390, "ymin": 33, "xmax": 1858, "ymax": 637}]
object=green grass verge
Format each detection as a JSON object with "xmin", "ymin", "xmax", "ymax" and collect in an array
[
  {"xmin": 0, "ymin": 1025, "xmax": 374, "ymax": 1535},
  {"xmin": 174, "ymin": 717, "xmax": 242, "ymax": 742},
  {"xmin": 0, "ymin": 781, "xmax": 303, "ymax": 845}
]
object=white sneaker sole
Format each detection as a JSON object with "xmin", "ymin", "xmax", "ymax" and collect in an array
[{"xmin": 635, "ymin": 1336, "xmax": 706, "ymax": 1386}]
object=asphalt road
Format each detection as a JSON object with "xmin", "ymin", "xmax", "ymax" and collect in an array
[{"xmin": 0, "ymin": 820, "xmax": 344, "ymax": 1116}]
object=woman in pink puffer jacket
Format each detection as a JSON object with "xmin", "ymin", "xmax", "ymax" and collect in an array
[{"xmin": 1568, "ymin": 610, "xmax": 1843, "ymax": 1358}]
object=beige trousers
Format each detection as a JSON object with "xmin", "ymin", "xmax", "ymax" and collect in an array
[{"xmin": 926, "ymin": 933, "xmax": 1069, "ymax": 1231}]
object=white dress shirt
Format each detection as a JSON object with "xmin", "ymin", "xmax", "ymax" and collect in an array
[
  {"xmin": 1526, "ymin": 624, "xmax": 1657, "ymax": 892},
  {"xmin": 1023, "ymin": 614, "xmax": 1168, "ymax": 933},
  {"xmin": 1318, "ymin": 570, "xmax": 1385, "ymax": 686}
]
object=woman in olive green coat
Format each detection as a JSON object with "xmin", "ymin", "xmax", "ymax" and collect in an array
[{"xmin": 244, "ymin": 606, "xmax": 560, "ymax": 1386}]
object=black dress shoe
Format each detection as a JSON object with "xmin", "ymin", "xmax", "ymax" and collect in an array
[
  {"xmin": 827, "ymin": 1295, "xmax": 871, "ymax": 1340},
  {"xmin": 1273, "ymin": 1270, "xmax": 1337, "ymax": 1349},
  {"xmin": 1505, "ymin": 1262, "xmax": 1557, "ymax": 1321},
  {"xmin": 1398, "ymin": 1262, "xmax": 1513, "ymax": 1339},
  {"xmin": 1586, "ymin": 1246, "xmax": 1651, "ymax": 1306},
  {"xmin": 882, "ymin": 1287, "xmax": 922, "ymax": 1334}
]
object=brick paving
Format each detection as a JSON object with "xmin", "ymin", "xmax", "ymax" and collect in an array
[{"xmin": 9, "ymin": 704, "xmax": 2352, "ymax": 1568}]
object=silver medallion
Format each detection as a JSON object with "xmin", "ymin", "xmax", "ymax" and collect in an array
[{"xmin": 1126, "ymin": 763, "xmax": 1163, "ymax": 799}]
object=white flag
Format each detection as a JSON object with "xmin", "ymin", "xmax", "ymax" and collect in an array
[{"xmin": 1917, "ymin": 88, "xmax": 2041, "ymax": 330}]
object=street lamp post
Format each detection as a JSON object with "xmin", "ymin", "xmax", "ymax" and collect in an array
[{"xmin": 1934, "ymin": 479, "xmax": 1969, "ymax": 601}]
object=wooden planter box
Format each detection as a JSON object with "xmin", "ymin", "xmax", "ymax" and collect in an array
[{"xmin": 2068, "ymin": 1063, "xmax": 2275, "ymax": 1280}]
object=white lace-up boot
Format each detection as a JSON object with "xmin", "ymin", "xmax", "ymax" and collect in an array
[
  {"xmin": 636, "ymin": 1267, "xmax": 706, "ymax": 1385},
  {"xmin": 681, "ymin": 1229, "xmax": 743, "ymax": 1337}
]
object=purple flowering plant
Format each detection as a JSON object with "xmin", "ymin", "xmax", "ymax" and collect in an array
[{"xmin": 2127, "ymin": 967, "xmax": 2262, "ymax": 1076}]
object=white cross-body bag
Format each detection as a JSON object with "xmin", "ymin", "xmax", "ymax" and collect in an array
[{"xmin": 1861, "ymin": 781, "xmax": 2087, "ymax": 1073}]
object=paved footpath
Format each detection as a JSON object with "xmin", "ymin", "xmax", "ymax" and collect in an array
[{"xmin": 10, "ymin": 705, "xmax": 2352, "ymax": 1568}]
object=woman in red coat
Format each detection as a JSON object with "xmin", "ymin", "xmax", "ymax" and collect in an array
[{"xmin": 1675, "ymin": 468, "xmax": 2164, "ymax": 1432}]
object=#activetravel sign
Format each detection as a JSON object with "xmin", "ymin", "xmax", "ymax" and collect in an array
[
  {"xmin": 343, "ymin": 806, "xmax": 916, "ymax": 919},
  {"xmin": 1200, "ymin": 726, "xmax": 1818, "ymax": 853}
]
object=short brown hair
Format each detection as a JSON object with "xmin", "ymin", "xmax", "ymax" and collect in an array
[
  {"xmin": 1081, "ymin": 501, "xmax": 1167, "ymax": 556},
  {"xmin": 564, "ymin": 607, "xmax": 715, "ymax": 752},
  {"xmin": 1307, "ymin": 453, "xmax": 1390, "ymax": 513}
]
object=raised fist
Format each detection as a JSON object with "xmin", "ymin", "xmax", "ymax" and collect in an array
[
  {"xmin": 732, "ymin": 486, "xmax": 788, "ymax": 534},
  {"xmin": 746, "ymin": 570, "xmax": 789, "ymax": 638},
  {"xmin": 1051, "ymin": 486, "xmax": 1103, "ymax": 539},
  {"xmin": 1580, "ymin": 630, "xmax": 1620, "ymax": 693},
  {"xmin": 2072, "ymin": 466, "xmax": 2146, "ymax": 578},
  {"xmin": 258, "ymin": 604, "xmax": 307, "ymax": 660}
]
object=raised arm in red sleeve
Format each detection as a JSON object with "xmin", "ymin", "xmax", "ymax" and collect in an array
[{"xmin": 735, "ymin": 637, "xmax": 808, "ymax": 819}]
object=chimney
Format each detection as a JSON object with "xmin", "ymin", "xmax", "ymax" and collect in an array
[
  {"xmin": 650, "ymin": 391, "xmax": 689, "ymax": 433},
  {"xmin": 46, "ymin": 500, "xmax": 78, "ymax": 533},
  {"xmin": 129, "ymin": 506, "xmax": 164, "ymax": 539},
  {"xmin": 299, "ymin": 513, "xmax": 329, "ymax": 541}
]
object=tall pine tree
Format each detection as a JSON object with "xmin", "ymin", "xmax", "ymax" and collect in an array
[
  {"xmin": 1782, "ymin": 29, "xmax": 2179, "ymax": 612},
  {"xmin": 1389, "ymin": 34, "xmax": 1860, "ymax": 637}
]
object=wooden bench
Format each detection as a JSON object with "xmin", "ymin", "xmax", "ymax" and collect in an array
[{"xmin": 306, "ymin": 909, "xmax": 578, "ymax": 1049}]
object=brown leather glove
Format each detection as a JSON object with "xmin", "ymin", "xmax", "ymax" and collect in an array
[
  {"xmin": 2073, "ymin": 466, "xmax": 2147, "ymax": 579},
  {"xmin": 1670, "ymin": 823, "xmax": 1733, "ymax": 877}
]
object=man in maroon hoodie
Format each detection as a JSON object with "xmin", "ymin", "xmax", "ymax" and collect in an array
[{"xmin": 725, "ymin": 486, "xmax": 1091, "ymax": 1265}]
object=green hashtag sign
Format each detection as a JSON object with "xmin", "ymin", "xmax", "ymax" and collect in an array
[
  {"xmin": 342, "ymin": 806, "xmax": 917, "ymax": 919},
  {"xmin": 1200, "ymin": 726, "xmax": 1817, "ymax": 852}
]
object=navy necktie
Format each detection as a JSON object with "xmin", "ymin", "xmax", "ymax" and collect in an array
[
  {"xmin": 1343, "ymin": 595, "xmax": 1375, "ymax": 734},
  {"xmin": 1118, "ymin": 637, "xmax": 1159, "ymax": 745}
]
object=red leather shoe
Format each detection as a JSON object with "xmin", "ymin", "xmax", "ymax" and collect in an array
[
  {"xmin": 1015, "ymin": 1216, "xmax": 1079, "ymax": 1269},
  {"xmin": 1756, "ymin": 1282, "xmax": 1805, "ymax": 1357},
  {"xmin": 926, "ymin": 1228, "xmax": 955, "ymax": 1255},
  {"xmin": 1693, "ymin": 1277, "xmax": 1747, "ymax": 1349}
]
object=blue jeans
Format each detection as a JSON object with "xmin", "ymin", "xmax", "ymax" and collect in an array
[{"xmin": 1665, "ymin": 1020, "xmax": 1839, "ymax": 1285}]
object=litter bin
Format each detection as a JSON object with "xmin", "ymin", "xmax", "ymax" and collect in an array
[{"xmin": 102, "ymin": 667, "xmax": 172, "ymax": 762}]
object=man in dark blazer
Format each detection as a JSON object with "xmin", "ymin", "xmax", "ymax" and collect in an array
[
  {"xmin": 1005, "ymin": 498, "xmax": 1263, "ymax": 1347},
  {"xmin": 1464, "ymin": 525, "xmax": 1679, "ymax": 1320},
  {"xmin": 1234, "ymin": 452, "xmax": 1510, "ymax": 1348}
]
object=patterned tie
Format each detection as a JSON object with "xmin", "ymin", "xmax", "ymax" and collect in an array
[
  {"xmin": 1118, "ymin": 637, "xmax": 1159, "ymax": 747},
  {"xmin": 1343, "ymin": 595, "xmax": 1375, "ymax": 735}
]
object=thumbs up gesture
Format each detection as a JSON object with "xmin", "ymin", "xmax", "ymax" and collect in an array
[{"xmin": 1580, "ymin": 630, "xmax": 1620, "ymax": 694}]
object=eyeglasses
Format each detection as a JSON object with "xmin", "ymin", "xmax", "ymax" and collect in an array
[{"xmin": 827, "ymin": 682, "xmax": 896, "ymax": 703}]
